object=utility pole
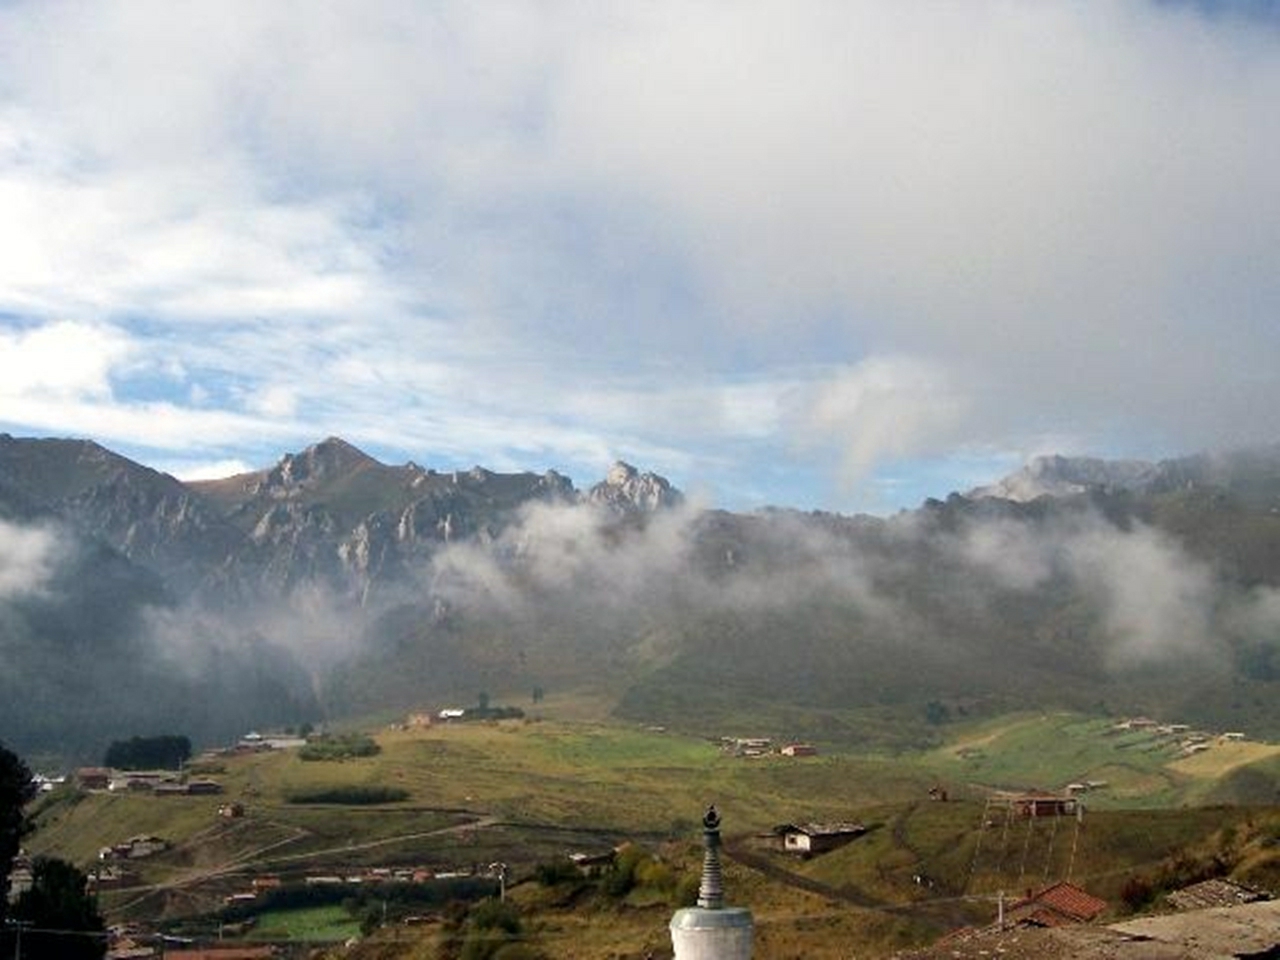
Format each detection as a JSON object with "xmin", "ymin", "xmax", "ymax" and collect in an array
[
  {"xmin": 489, "ymin": 862, "xmax": 508, "ymax": 901},
  {"xmin": 11, "ymin": 919, "xmax": 30, "ymax": 960}
]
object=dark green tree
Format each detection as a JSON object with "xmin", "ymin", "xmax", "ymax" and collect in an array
[
  {"xmin": 11, "ymin": 857, "xmax": 106, "ymax": 959},
  {"xmin": 0, "ymin": 740, "xmax": 36, "ymax": 929},
  {"xmin": 103, "ymin": 735, "xmax": 191, "ymax": 770}
]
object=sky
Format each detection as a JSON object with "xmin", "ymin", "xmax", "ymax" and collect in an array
[{"xmin": 0, "ymin": 1, "xmax": 1277, "ymax": 514}]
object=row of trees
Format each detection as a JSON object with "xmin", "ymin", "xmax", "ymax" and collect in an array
[
  {"xmin": 103, "ymin": 734, "xmax": 192, "ymax": 770},
  {"xmin": 1, "ymin": 741, "xmax": 106, "ymax": 959}
]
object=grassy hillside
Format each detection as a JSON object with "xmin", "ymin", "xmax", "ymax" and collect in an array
[{"xmin": 22, "ymin": 706, "xmax": 1280, "ymax": 958}]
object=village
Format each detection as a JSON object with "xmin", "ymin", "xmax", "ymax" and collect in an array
[{"xmin": 10, "ymin": 707, "xmax": 1277, "ymax": 959}]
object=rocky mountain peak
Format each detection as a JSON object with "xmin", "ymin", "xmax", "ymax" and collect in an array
[
  {"xmin": 261, "ymin": 437, "xmax": 377, "ymax": 493},
  {"xmin": 970, "ymin": 454, "xmax": 1161, "ymax": 502},
  {"xmin": 589, "ymin": 461, "xmax": 682, "ymax": 514}
]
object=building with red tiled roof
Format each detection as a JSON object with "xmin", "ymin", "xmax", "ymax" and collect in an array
[{"xmin": 1008, "ymin": 881, "xmax": 1107, "ymax": 927}]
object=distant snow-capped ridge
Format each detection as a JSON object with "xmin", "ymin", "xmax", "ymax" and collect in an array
[{"xmin": 970, "ymin": 454, "xmax": 1161, "ymax": 502}]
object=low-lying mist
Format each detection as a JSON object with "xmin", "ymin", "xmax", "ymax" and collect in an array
[{"xmin": 5, "ymin": 485, "xmax": 1280, "ymax": 763}]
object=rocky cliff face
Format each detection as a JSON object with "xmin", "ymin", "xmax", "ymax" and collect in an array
[
  {"xmin": 969, "ymin": 454, "xmax": 1162, "ymax": 502},
  {"xmin": 587, "ymin": 461, "xmax": 684, "ymax": 515},
  {"xmin": 0, "ymin": 433, "xmax": 252, "ymax": 600},
  {"xmin": 11, "ymin": 432, "xmax": 1280, "ymax": 767},
  {"xmin": 0, "ymin": 437, "xmax": 679, "ymax": 607},
  {"xmin": 971, "ymin": 448, "xmax": 1280, "ymax": 508}
]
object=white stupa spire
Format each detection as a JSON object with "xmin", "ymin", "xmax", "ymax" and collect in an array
[
  {"xmin": 670, "ymin": 805, "xmax": 754, "ymax": 959},
  {"xmin": 697, "ymin": 805, "xmax": 726, "ymax": 909}
]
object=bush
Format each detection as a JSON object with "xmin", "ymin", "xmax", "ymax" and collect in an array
[
  {"xmin": 601, "ymin": 845, "xmax": 649, "ymax": 898},
  {"xmin": 458, "ymin": 899, "xmax": 526, "ymax": 960},
  {"xmin": 298, "ymin": 735, "xmax": 380, "ymax": 761},
  {"xmin": 285, "ymin": 785, "xmax": 409, "ymax": 805},
  {"xmin": 1120, "ymin": 875, "xmax": 1154, "ymax": 912},
  {"xmin": 462, "ymin": 706, "xmax": 526, "ymax": 722},
  {"xmin": 674, "ymin": 873, "xmax": 700, "ymax": 907},
  {"xmin": 534, "ymin": 860, "xmax": 582, "ymax": 887}
]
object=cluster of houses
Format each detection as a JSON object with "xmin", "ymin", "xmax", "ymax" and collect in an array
[
  {"xmin": 100, "ymin": 835, "xmax": 169, "ymax": 861},
  {"xmin": 208, "ymin": 731, "xmax": 309, "ymax": 757},
  {"xmin": 107, "ymin": 929, "xmax": 283, "ymax": 960},
  {"xmin": 718, "ymin": 736, "xmax": 819, "ymax": 758},
  {"xmin": 219, "ymin": 863, "xmax": 492, "ymax": 905},
  {"xmin": 74, "ymin": 767, "xmax": 224, "ymax": 796},
  {"xmin": 1111, "ymin": 716, "xmax": 1248, "ymax": 757}
]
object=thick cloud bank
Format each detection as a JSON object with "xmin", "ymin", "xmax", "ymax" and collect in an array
[{"xmin": 1, "ymin": 2, "xmax": 1277, "ymax": 509}]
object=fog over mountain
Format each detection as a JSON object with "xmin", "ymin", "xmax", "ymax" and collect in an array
[{"xmin": 3, "ymin": 434, "xmax": 1280, "ymax": 763}]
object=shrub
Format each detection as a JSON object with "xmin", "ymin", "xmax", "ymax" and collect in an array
[
  {"xmin": 285, "ymin": 785, "xmax": 408, "ymax": 805},
  {"xmin": 458, "ymin": 899, "xmax": 527, "ymax": 960},
  {"xmin": 534, "ymin": 860, "xmax": 581, "ymax": 886},
  {"xmin": 674, "ymin": 873, "xmax": 700, "ymax": 907},
  {"xmin": 1120, "ymin": 875, "xmax": 1154, "ymax": 912},
  {"xmin": 298, "ymin": 734, "xmax": 381, "ymax": 761}
]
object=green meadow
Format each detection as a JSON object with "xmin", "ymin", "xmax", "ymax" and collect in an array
[{"xmin": 23, "ymin": 704, "xmax": 1280, "ymax": 958}]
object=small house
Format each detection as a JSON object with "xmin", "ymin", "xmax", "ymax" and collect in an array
[
  {"xmin": 568, "ymin": 850, "xmax": 617, "ymax": 876},
  {"xmin": 777, "ymin": 821, "xmax": 866, "ymax": 856},
  {"xmin": 1007, "ymin": 881, "xmax": 1107, "ymax": 927},
  {"xmin": 102, "ymin": 835, "xmax": 168, "ymax": 860},
  {"xmin": 1004, "ymin": 791, "xmax": 1078, "ymax": 818},
  {"xmin": 7, "ymin": 856, "xmax": 33, "ymax": 899},
  {"xmin": 77, "ymin": 767, "xmax": 111, "ymax": 791},
  {"xmin": 780, "ymin": 743, "xmax": 818, "ymax": 757}
]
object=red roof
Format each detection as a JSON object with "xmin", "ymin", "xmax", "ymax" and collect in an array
[{"xmin": 1011, "ymin": 881, "xmax": 1107, "ymax": 923}]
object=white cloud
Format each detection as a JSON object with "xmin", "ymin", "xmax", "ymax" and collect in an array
[
  {"xmin": 0, "ymin": 519, "xmax": 62, "ymax": 599},
  {"xmin": 793, "ymin": 358, "xmax": 966, "ymax": 486},
  {"xmin": 0, "ymin": 321, "xmax": 131, "ymax": 400},
  {"xmin": 0, "ymin": 2, "xmax": 1276, "ymax": 509}
]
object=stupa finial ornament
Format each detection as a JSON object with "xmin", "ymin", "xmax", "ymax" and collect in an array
[{"xmin": 697, "ymin": 803, "xmax": 725, "ymax": 909}]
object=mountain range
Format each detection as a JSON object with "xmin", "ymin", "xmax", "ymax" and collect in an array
[{"xmin": 3, "ymin": 433, "xmax": 1280, "ymax": 765}]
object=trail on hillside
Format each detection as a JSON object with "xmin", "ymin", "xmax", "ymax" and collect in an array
[
  {"xmin": 108, "ymin": 811, "xmax": 496, "ymax": 915},
  {"xmin": 722, "ymin": 831, "xmax": 975, "ymax": 932}
]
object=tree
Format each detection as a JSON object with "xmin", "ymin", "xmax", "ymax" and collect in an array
[
  {"xmin": 103, "ymin": 735, "xmax": 191, "ymax": 770},
  {"xmin": 11, "ymin": 857, "xmax": 106, "ymax": 959},
  {"xmin": 0, "ymin": 740, "xmax": 36, "ymax": 929}
]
